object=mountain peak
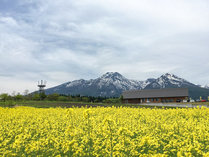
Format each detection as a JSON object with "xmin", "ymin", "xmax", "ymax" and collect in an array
[
  {"xmin": 204, "ymin": 84, "xmax": 209, "ymax": 89},
  {"xmin": 100, "ymin": 72, "xmax": 123, "ymax": 79},
  {"xmin": 162, "ymin": 73, "xmax": 176, "ymax": 77},
  {"xmin": 144, "ymin": 72, "xmax": 195, "ymax": 89},
  {"xmin": 45, "ymin": 72, "xmax": 207, "ymax": 99},
  {"xmin": 160, "ymin": 73, "xmax": 183, "ymax": 81}
]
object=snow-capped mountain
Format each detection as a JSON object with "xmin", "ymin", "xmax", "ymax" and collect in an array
[
  {"xmin": 140, "ymin": 78, "xmax": 156, "ymax": 89},
  {"xmin": 145, "ymin": 73, "xmax": 196, "ymax": 89},
  {"xmin": 45, "ymin": 72, "xmax": 209, "ymax": 98},
  {"xmin": 204, "ymin": 84, "xmax": 209, "ymax": 89},
  {"xmin": 92, "ymin": 72, "xmax": 142, "ymax": 90},
  {"xmin": 46, "ymin": 72, "xmax": 144, "ymax": 97}
]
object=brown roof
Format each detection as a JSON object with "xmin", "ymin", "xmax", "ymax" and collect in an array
[{"xmin": 122, "ymin": 88, "xmax": 188, "ymax": 99}]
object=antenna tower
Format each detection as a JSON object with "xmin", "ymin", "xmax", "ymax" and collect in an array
[{"xmin": 38, "ymin": 80, "xmax": 47, "ymax": 93}]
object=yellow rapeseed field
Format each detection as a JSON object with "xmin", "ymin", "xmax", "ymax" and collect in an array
[{"xmin": 0, "ymin": 106, "xmax": 209, "ymax": 156}]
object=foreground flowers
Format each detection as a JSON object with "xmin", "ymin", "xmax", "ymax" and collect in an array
[{"xmin": 0, "ymin": 106, "xmax": 209, "ymax": 156}]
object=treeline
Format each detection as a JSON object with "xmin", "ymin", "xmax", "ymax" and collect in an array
[{"xmin": 0, "ymin": 92, "xmax": 123, "ymax": 103}]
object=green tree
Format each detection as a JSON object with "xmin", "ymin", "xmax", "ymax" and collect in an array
[
  {"xmin": 82, "ymin": 97, "xmax": 90, "ymax": 102},
  {"xmin": 58, "ymin": 96, "xmax": 68, "ymax": 101},
  {"xmin": 39, "ymin": 92, "xmax": 47, "ymax": 100},
  {"xmin": 33, "ymin": 93, "xmax": 40, "ymax": 101},
  {"xmin": 47, "ymin": 93, "xmax": 59, "ymax": 101},
  {"xmin": 15, "ymin": 93, "xmax": 23, "ymax": 101},
  {"xmin": 0, "ymin": 93, "xmax": 9, "ymax": 102},
  {"xmin": 119, "ymin": 95, "xmax": 123, "ymax": 103},
  {"xmin": 103, "ymin": 98, "xmax": 120, "ymax": 104}
]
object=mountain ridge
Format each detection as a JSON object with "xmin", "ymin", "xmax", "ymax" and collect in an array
[{"xmin": 45, "ymin": 72, "xmax": 209, "ymax": 99}]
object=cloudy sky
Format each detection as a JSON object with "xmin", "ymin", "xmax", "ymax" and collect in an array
[{"xmin": 0, "ymin": 0, "xmax": 209, "ymax": 94}]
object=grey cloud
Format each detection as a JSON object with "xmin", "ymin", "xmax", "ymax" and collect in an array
[
  {"xmin": 0, "ymin": 0, "xmax": 209, "ymax": 93},
  {"xmin": 0, "ymin": 73, "xmax": 14, "ymax": 77}
]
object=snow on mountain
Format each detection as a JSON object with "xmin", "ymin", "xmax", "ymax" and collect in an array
[
  {"xmin": 140, "ymin": 78, "xmax": 156, "ymax": 89},
  {"xmin": 45, "ymin": 72, "xmax": 144, "ymax": 97},
  {"xmin": 45, "ymin": 72, "xmax": 208, "ymax": 98},
  {"xmin": 204, "ymin": 84, "xmax": 209, "ymax": 89},
  {"xmin": 145, "ymin": 73, "xmax": 196, "ymax": 89},
  {"xmin": 64, "ymin": 72, "xmax": 143, "ymax": 91},
  {"xmin": 94, "ymin": 72, "xmax": 142, "ymax": 90},
  {"xmin": 66, "ymin": 79, "xmax": 86, "ymax": 88}
]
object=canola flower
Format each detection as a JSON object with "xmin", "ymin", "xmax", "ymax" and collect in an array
[{"xmin": 0, "ymin": 106, "xmax": 209, "ymax": 156}]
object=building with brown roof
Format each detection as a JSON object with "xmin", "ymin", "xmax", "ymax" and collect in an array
[{"xmin": 122, "ymin": 88, "xmax": 189, "ymax": 103}]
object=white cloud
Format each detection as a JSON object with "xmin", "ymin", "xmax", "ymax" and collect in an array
[
  {"xmin": 0, "ymin": 0, "xmax": 209, "ymax": 93},
  {"xmin": 0, "ymin": 16, "xmax": 18, "ymax": 26}
]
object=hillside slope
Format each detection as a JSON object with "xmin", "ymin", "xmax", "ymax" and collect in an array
[{"xmin": 45, "ymin": 72, "xmax": 209, "ymax": 99}]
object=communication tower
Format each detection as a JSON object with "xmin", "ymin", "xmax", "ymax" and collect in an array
[{"xmin": 38, "ymin": 80, "xmax": 46, "ymax": 93}]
